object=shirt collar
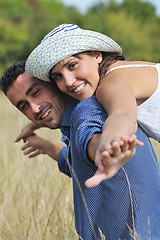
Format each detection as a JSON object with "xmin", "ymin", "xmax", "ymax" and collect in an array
[{"xmin": 61, "ymin": 97, "xmax": 79, "ymax": 127}]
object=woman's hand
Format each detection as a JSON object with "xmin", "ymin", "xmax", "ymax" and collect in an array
[{"xmin": 85, "ymin": 134, "xmax": 143, "ymax": 188}]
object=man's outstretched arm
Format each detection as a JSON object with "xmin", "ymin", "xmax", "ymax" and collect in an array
[
  {"xmin": 86, "ymin": 133, "xmax": 140, "ymax": 188},
  {"xmin": 15, "ymin": 125, "xmax": 71, "ymax": 177}
]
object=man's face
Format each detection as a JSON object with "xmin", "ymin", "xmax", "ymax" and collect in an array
[{"xmin": 7, "ymin": 72, "xmax": 66, "ymax": 129}]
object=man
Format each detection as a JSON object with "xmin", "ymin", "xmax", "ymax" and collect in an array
[
  {"xmin": 1, "ymin": 61, "xmax": 160, "ymax": 239},
  {"xmin": 0, "ymin": 60, "xmax": 77, "ymax": 176}
]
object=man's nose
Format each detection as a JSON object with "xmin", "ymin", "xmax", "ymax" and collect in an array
[{"xmin": 30, "ymin": 102, "xmax": 40, "ymax": 113}]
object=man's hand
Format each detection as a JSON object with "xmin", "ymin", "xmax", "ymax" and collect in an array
[
  {"xmin": 14, "ymin": 122, "xmax": 42, "ymax": 143},
  {"xmin": 95, "ymin": 134, "xmax": 143, "ymax": 171},
  {"xmin": 21, "ymin": 133, "xmax": 48, "ymax": 158},
  {"xmin": 20, "ymin": 133, "xmax": 63, "ymax": 161},
  {"xmin": 85, "ymin": 135, "xmax": 143, "ymax": 188}
]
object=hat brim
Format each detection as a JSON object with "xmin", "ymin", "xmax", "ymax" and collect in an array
[{"xmin": 26, "ymin": 28, "xmax": 122, "ymax": 82}]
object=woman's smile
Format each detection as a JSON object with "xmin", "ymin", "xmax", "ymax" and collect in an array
[
  {"xmin": 51, "ymin": 51, "xmax": 102, "ymax": 101},
  {"xmin": 72, "ymin": 82, "xmax": 87, "ymax": 93}
]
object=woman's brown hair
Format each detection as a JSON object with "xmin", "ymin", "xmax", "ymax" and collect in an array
[{"xmin": 99, "ymin": 52, "xmax": 125, "ymax": 79}]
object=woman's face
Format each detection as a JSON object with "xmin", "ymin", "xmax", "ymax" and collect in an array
[{"xmin": 50, "ymin": 51, "xmax": 102, "ymax": 101}]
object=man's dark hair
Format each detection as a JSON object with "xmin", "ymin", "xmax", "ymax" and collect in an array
[{"xmin": 0, "ymin": 60, "xmax": 26, "ymax": 95}]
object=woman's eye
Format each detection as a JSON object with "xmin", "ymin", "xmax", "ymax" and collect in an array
[
  {"xmin": 69, "ymin": 62, "xmax": 77, "ymax": 70},
  {"xmin": 53, "ymin": 74, "xmax": 62, "ymax": 81}
]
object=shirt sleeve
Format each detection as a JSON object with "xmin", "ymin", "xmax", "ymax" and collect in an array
[
  {"xmin": 70, "ymin": 97, "xmax": 107, "ymax": 166},
  {"xmin": 58, "ymin": 146, "xmax": 71, "ymax": 177}
]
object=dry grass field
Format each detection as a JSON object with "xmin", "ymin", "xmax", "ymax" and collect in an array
[
  {"xmin": 0, "ymin": 93, "xmax": 159, "ymax": 240},
  {"xmin": 0, "ymin": 93, "xmax": 78, "ymax": 240}
]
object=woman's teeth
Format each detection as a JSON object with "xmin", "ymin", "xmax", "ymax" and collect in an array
[{"xmin": 74, "ymin": 83, "xmax": 86, "ymax": 93}]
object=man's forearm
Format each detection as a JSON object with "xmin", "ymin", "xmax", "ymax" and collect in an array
[
  {"xmin": 46, "ymin": 141, "xmax": 64, "ymax": 160},
  {"xmin": 87, "ymin": 133, "xmax": 101, "ymax": 162}
]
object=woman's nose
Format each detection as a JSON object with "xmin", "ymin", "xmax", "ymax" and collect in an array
[{"xmin": 64, "ymin": 72, "xmax": 76, "ymax": 87}]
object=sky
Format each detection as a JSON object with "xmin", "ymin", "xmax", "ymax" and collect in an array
[{"xmin": 60, "ymin": 0, "xmax": 160, "ymax": 16}]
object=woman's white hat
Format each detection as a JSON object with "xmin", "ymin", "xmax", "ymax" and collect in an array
[{"xmin": 25, "ymin": 24, "xmax": 122, "ymax": 82}]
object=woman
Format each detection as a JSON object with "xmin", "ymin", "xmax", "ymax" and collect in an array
[{"xmin": 25, "ymin": 23, "xmax": 160, "ymax": 173}]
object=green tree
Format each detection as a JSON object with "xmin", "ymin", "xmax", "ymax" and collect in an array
[
  {"xmin": 0, "ymin": 0, "xmax": 160, "ymax": 76},
  {"xmin": 0, "ymin": 0, "xmax": 33, "ymax": 73},
  {"xmin": 85, "ymin": 0, "xmax": 160, "ymax": 61},
  {"xmin": 0, "ymin": 0, "xmax": 84, "ymax": 75}
]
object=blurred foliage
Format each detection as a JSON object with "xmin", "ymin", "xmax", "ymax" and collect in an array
[{"xmin": 0, "ymin": 0, "xmax": 160, "ymax": 76}]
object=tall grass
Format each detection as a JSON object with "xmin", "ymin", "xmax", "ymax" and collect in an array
[
  {"xmin": 0, "ymin": 93, "xmax": 159, "ymax": 240},
  {"xmin": 0, "ymin": 93, "xmax": 78, "ymax": 240}
]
